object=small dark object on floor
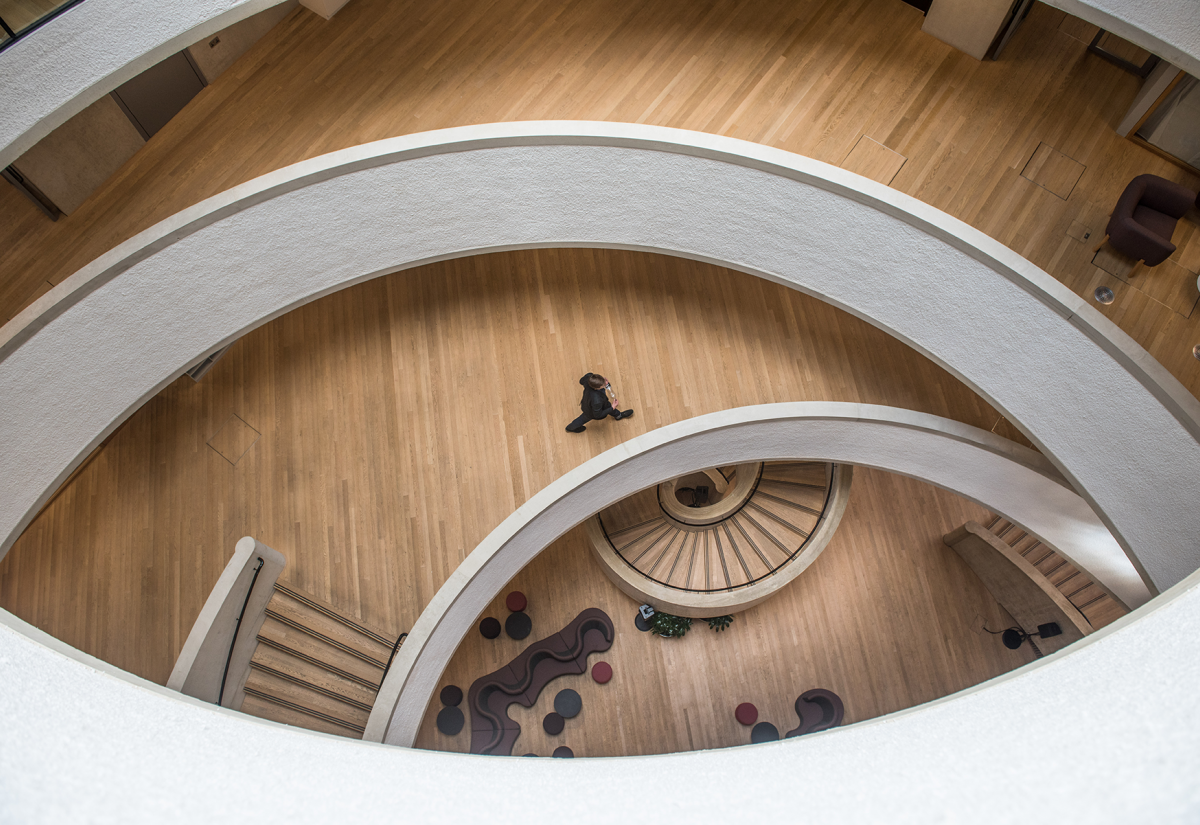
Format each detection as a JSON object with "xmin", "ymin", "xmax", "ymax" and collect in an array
[
  {"xmin": 750, "ymin": 722, "xmax": 779, "ymax": 744},
  {"xmin": 634, "ymin": 611, "xmax": 653, "ymax": 632},
  {"xmin": 479, "ymin": 617, "xmax": 501, "ymax": 639},
  {"xmin": 735, "ymin": 703, "xmax": 758, "ymax": 726},
  {"xmin": 436, "ymin": 706, "xmax": 465, "ymax": 736},
  {"xmin": 523, "ymin": 753, "xmax": 537, "ymax": 757},
  {"xmin": 552, "ymin": 746, "xmax": 574, "ymax": 758},
  {"xmin": 592, "ymin": 661, "xmax": 613, "ymax": 684},
  {"xmin": 543, "ymin": 712, "xmax": 565, "ymax": 735},
  {"xmin": 506, "ymin": 591, "xmax": 528, "ymax": 612},
  {"xmin": 440, "ymin": 684, "xmax": 463, "ymax": 707},
  {"xmin": 506, "ymin": 611, "xmax": 533, "ymax": 640},
  {"xmin": 555, "ymin": 688, "xmax": 582, "ymax": 719}
]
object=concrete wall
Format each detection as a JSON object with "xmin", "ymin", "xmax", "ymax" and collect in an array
[
  {"xmin": 167, "ymin": 537, "xmax": 285, "ymax": 707},
  {"xmin": 186, "ymin": 1, "xmax": 299, "ymax": 85},
  {"xmin": 10, "ymin": 94, "xmax": 145, "ymax": 215}
]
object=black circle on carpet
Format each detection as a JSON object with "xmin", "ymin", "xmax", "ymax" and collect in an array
[
  {"xmin": 440, "ymin": 684, "xmax": 463, "ymax": 707},
  {"xmin": 634, "ymin": 611, "xmax": 652, "ymax": 632},
  {"xmin": 750, "ymin": 722, "xmax": 779, "ymax": 744},
  {"xmin": 506, "ymin": 611, "xmax": 532, "ymax": 640},
  {"xmin": 554, "ymin": 688, "xmax": 582, "ymax": 719},
  {"xmin": 543, "ymin": 712, "xmax": 565, "ymax": 735},
  {"xmin": 552, "ymin": 746, "xmax": 574, "ymax": 758},
  {"xmin": 436, "ymin": 706, "xmax": 465, "ymax": 736},
  {"xmin": 479, "ymin": 617, "xmax": 501, "ymax": 639}
]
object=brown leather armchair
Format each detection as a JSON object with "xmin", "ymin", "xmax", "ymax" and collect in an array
[{"xmin": 1097, "ymin": 174, "xmax": 1197, "ymax": 267}]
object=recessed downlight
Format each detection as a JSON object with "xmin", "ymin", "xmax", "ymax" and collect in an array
[{"xmin": 1093, "ymin": 286, "xmax": 1114, "ymax": 305}]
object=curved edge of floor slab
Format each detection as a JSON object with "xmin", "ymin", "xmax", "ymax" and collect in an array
[
  {"xmin": 368, "ymin": 402, "xmax": 1151, "ymax": 746},
  {"xmin": 2, "ymin": 123, "xmax": 1198, "ymax": 596}
]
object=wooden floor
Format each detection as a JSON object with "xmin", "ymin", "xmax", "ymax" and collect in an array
[
  {"xmin": 0, "ymin": 0, "xmax": 1191, "ymax": 728},
  {"xmin": 0, "ymin": 247, "xmax": 1002, "ymax": 683},
  {"xmin": 414, "ymin": 467, "xmax": 1036, "ymax": 757}
]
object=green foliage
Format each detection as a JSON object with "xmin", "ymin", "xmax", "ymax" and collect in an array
[
  {"xmin": 651, "ymin": 611, "xmax": 693, "ymax": 638},
  {"xmin": 706, "ymin": 615, "xmax": 734, "ymax": 632}
]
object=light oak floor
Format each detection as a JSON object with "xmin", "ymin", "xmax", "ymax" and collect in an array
[
  {"xmin": 414, "ymin": 467, "xmax": 1036, "ymax": 757},
  {"xmin": 0, "ymin": 247, "xmax": 1005, "ymax": 684},
  {"xmin": 0, "ymin": 0, "xmax": 1186, "ymax": 746}
]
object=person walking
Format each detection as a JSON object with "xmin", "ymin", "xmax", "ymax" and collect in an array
[{"xmin": 566, "ymin": 373, "xmax": 634, "ymax": 433}]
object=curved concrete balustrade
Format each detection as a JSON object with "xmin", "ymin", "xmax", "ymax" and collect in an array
[
  {"xmin": 370, "ymin": 403, "xmax": 1152, "ymax": 746},
  {"xmin": 1044, "ymin": 0, "xmax": 1200, "ymax": 80},
  {"xmin": 3, "ymin": 123, "xmax": 1199, "ymax": 595},
  {"xmin": 4, "ymin": 561, "xmax": 1200, "ymax": 821},
  {"xmin": 0, "ymin": 122, "xmax": 1198, "ymax": 819},
  {"xmin": 0, "ymin": 0, "xmax": 288, "ymax": 170}
]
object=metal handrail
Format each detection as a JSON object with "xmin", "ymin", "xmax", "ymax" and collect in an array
[
  {"xmin": 217, "ymin": 556, "xmax": 264, "ymax": 707},
  {"xmin": 380, "ymin": 632, "xmax": 408, "ymax": 684}
]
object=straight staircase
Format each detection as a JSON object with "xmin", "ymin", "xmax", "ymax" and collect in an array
[
  {"xmin": 984, "ymin": 516, "xmax": 1128, "ymax": 629},
  {"xmin": 238, "ymin": 583, "xmax": 405, "ymax": 738}
]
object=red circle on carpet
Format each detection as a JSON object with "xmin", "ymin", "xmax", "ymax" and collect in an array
[
  {"xmin": 735, "ymin": 702, "xmax": 758, "ymax": 726},
  {"xmin": 506, "ymin": 591, "xmax": 528, "ymax": 612},
  {"xmin": 592, "ymin": 661, "xmax": 613, "ymax": 684}
]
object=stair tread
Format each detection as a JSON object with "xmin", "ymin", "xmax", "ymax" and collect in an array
[
  {"xmin": 257, "ymin": 616, "xmax": 385, "ymax": 685},
  {"xmin": 239, "ymin": 693, "xmax": 362, "ymax": 739},
  {"xmin": 266, "ymin": 590, "xmax": 392, "ymax": 663},
  {"xmin": 244, "ymin": 668, "xmax": 371, "ymax": 727},
  {"xmin": 249, "ymin": 643, "xmax": 379, "ymax": 706},
  {"xmin": 272, "ymin": 583, "xmax": 396, "ymax": 644}
]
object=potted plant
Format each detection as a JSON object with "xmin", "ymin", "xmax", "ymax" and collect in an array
[
  {"xmin": 706, "ymin": 615, "xmax": 734, "ymax": 632},
  {"xmin": 651, "ymin": 611, "xmax": 693, "ymax": 638}
]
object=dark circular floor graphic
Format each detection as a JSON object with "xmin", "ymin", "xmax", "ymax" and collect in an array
[
  {"xmin": 506, "ymin": 611, "xmax": 533, "ymax": 640},
  {"xmin": 523, "ymin": 753, "xmax": 537, "ymax": 757},
  {"xmin": 436, "ymin": 706, "xmax": 465, "ymax": 736},
  {"xmin": 543, "ymin": 712, "xmax": 565, "ymax": 735},
  {"xmin": 750, "ymin": 722, "xmax": 779, "ymax": 744},
  {"xmin": 735, "ymin": 703, "xmax": 758, "ymax": 726},
  {"xmin": 552, "ymin": 746, "xmax": 574, "ymax": 758},
  {"xmin": 634, "ymin": 611, "xmax": 652, "ymax": 632},
  {"xmin": 506, "ymin": 591, "xmax": 528, "ymax": 612},
  {"xmin": 440, "ymin": 684, "xmax": 463, "ymax": 707},
  {"xmin": 554, "ymin": 688, "xmax": 582, "ymax": 719},
  {"xmin": 479, "ymin": 617, "xmax": 501, "ymax": 639}
]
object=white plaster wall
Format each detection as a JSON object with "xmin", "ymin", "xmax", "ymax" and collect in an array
[
  {"xmin": 3, "ymin": 563, "xmax": 1199, "ymax": 823},
  {"xmin": 1043, "ymin": 0, "xmax": 1200, "ymax": 80},
  {"xmin": 2, "ymin": 125, "xmax": 1198, "ymax": 595},
  {"xmin": 370, "ymin": 404, "xmax": 1153, "ymax": 747},
  {"xmin": 0, "ymin": 0, "xmax": 288, "ymax": 170}
]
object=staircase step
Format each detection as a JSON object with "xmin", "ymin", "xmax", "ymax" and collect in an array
[
  {"xmin": 257, "ymin": 616, "xmax": 385, "ymax": 686},
  {"xmin": 265, "ymin": 590, "xmax": 392, "ymax": 665},
  {"xmin": 759, "ymin": 461, "xmax": 828, "ymax": 488},
  {"xmin": 244, "ymin": 667, "xmax": 371, "ymax": 728},
  {"xmin": 273, "ymin": 583, "xmax": 395, "ymax": 645},
  {"xmin": 240, "ymin": 692, "xmax": 363, "ymax": 738},
  {"xmin": 600, "ymin": 485, "xmax": 661, "ymax": 534},
  {"xmin": 617, "ymin": 520, "xmax": 673, "ymax": 564},
  {"xmin": 249, "ymin": 642, "xmax": 379, "ymax": 706}
]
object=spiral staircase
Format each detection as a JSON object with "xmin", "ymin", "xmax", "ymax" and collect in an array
[{"xmin": 587, "ymin": 461, "xmax": 852, "ymax": 616}]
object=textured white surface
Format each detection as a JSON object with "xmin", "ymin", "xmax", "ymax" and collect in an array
[
  {"xmin": 370, "ymin": 403, "xmax": 1152, "ymax": 746},
  {"xmin": 2, "ymin": 566, "xmax": 1199, "ymax": 823},
  {"xmin": 1044, "ymin": 0, "xmax": 1200, "ymax": 79},
  {"xmin": 3, "ymin": 125, "xmax": 1198, "ymax": 593},
  {"xmin": 0, "ymin": 0, "xmax": 286, "ymax": 170}
]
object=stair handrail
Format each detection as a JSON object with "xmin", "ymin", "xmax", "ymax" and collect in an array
[
  {"xmin": 218, "ymin": 555, "xmax": 264, "ymax": 707},
  {"xmin": 380, "ymin": 632, "xmax": 408, "ymax": 684}
]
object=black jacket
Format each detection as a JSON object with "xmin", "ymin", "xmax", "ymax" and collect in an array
[{"xmin": 579, "ymin": 373, "xmax": 614, "ymax": 420}]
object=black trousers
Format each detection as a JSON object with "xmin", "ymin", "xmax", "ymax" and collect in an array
[{"xmin": 567, "ymin": 407, "xmax": 619, "ymax": 431}]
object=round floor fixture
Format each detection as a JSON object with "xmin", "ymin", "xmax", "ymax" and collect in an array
[
  {"xmin": 586, "ymin": 461, "xmax": 852, "ymax": 616},
  {"xmin": 1093, "ymin": 286, "xmax": 1114, "ymax": 305}
]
